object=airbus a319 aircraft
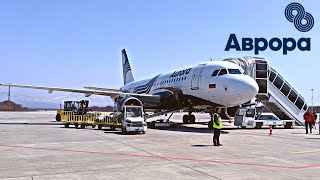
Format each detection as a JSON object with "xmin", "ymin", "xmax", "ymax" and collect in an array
[{"xmin": 0, "ymin": 49, "xmax": 259, "ymax": 123}]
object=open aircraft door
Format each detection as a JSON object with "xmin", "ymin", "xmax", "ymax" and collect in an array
[{"xmin": 191, "ymin": 64, "xmax": 206, "ymax": 90}]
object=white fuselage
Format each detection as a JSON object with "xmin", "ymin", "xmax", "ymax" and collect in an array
[{"xmin": 121, "ymin": 61, "xmax": 259, "ymax": 109}]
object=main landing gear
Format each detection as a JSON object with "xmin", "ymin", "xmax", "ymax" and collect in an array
[{"xmin": 182, "ymin": 111, "xmax": 195, "ymax": 124}]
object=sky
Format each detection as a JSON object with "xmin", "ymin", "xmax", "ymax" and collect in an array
[{"xmin": 0, "ymin": 0, "xmax": 319, "ymax": 108}]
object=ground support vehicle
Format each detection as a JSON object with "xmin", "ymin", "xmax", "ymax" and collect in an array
[
  {"xmin": 95, "ymin": 97, "xmax": 147, "ymax": 134},
  {"xmin": 56, "ymin": 97, "xmax": 147, "ymax": 134},
  {"xmin": 94, "ymin": 113, "xmax": 122, "ymax": 131},
  {"xmin": 56, "ymin": 100, "xmax": 100, "ymax": 128},
  {"xmin": 234, "ymin": 107, "xmax": 295, "ymax": 129},
  {"xmin": 146, "ymin": 112, "xmax": 178, "ymax": 129},
  {"xmin": 61, "ymin": 111, "xmax": 100, "ymax": 128}
]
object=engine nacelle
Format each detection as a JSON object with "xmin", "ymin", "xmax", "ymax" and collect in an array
[{"xmin": 156, "ymin": 91, "xmax": 180, "ymax": 108}]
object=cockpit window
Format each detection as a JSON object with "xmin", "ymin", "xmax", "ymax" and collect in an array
[
  {"xmin": 212, "ymin": 69, "xmax": 220, "ymax": 76},
  {"xmin": 228, "ymin": 69, "xmax": 241, "ymax": 74},
  {"xmin": 218, "ymin": 69, "xmax": 227, "ymax": 76}
]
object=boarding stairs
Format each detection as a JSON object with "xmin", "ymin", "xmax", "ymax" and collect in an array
[{"xmin": 224, "ymin": 57, "xmax": 307, "ymax": 126}]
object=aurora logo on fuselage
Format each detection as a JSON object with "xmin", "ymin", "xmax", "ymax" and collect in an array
[
  {"xmin": 133, "ymin": 75, "xmax": 161, "ymax": 94},
  {"xmin": 169, "ymin": 68, "xmax": 192, "ymax": 78}
]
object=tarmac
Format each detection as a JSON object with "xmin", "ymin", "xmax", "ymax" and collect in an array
[{"xmin": 0, "ymin": 111, "xmax": 320, "ymax": 180}]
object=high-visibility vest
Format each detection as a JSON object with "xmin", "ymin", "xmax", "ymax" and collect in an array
[{"xmin": 213, "ymin": 113, "xmax": 222, "ymax": 129}]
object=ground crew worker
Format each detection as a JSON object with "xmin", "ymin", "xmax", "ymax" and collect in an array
[
  {"xmin": 212, "ymin": 107, "xmax": 223, "ymax": 146},
  {"xmin": 303, "ymin": 109, "xmax": 315, "ymax": 134}
]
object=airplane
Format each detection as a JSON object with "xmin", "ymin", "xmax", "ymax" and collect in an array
[{"xmin": 0, "ymin": 49, "xmax": 259, "ymax": 123}]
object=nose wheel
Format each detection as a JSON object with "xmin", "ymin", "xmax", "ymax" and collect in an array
[{"xmin": 182, "ymin": 114, "xmax": 196, "ymax": 124}]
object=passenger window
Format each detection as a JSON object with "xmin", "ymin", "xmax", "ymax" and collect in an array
[
  {"xmin": 295, "ymin": 96, "xmax": 304, "ymax": 110},
  {"xmin": 273, "ymin": 76, "xmax": 284, "ymax": 89},
  {"xmin": 212, "ymin": 69, "xmax": 220, "ymax": 76},
  {"xmin": 218, "ymin": 69, "xmax": 227, "ymax": 76},
  {"xmin": 228, "ymin": 69, "xmax": 241, "ymax": 74},
  {"xmin": 269, "ymin": 71, "xmax": 276, "ymax": 82},
  {"xmin": 288, "ymin": 90, "xmax": 298, "ymax": 103},
  {"xmin": 280, "ymin": 82, "xmax": 290, "ymax": 96}
]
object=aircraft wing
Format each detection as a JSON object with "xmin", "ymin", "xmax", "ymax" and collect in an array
[
  {"xmin": 0, "ymin": 84, "xmax": 161, "ymax": 104},
  {"xmin": 84, "ymin": 86, "xmax": 123, "ymax": 92}
]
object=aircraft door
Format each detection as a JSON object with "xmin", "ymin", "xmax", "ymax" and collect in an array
[{"xmin": 191, "ymin": 64, "xmax": 206, "ymax": 90}]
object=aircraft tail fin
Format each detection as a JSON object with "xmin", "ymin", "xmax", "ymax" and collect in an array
[{"xmin": 122, "ymin": 49, "xmax": 135, "ymax": 85}]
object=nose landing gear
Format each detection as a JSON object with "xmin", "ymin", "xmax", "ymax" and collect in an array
[{"xmin": 182, "ymin": 110, "xmax": 196, "ymax": 124}]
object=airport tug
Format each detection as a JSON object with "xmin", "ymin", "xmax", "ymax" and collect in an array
[{"xmin": 55, "ymin": 97, "xmax": 147, "ymax": 134}]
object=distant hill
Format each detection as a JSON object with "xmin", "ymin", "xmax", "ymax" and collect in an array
[{"xmin": 0, "ymin": 100, "xmax": 29, "ymax": 111}]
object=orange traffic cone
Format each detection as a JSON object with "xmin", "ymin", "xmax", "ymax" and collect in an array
[{"xmin": 269, "ymin": 125, "xmax": 272, "ymax": 135}]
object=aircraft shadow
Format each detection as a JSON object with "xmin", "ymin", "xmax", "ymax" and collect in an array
[
  {"xmin": 191, "ymin": 144, "xmax": 214, "ymax": 147},
  {"xmin": 100, "ymin": 128, "xmax": 146, "ymax": 135},
  {"xmin": 291, "ymin": 132, "xmax": 307, "ymax": 134},
  {"xmin": 152, "ymin": 125, "xmax": 229, "ymax": 134}
]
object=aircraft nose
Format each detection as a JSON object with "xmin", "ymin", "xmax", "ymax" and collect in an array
[
  {"xmin": 239, "ymin": 77, "xmax": 259, "ymax": 100},
  {"xmin": 230, "ymin": 76, "xmax": 259, "ymax": 106}
]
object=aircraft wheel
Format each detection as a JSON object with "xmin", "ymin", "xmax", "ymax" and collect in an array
[
  {"xmin": 183, "ymin": 115, "xmax": 189, "ymax": 124},
  {"xmin": 190, "ymin": 115, "xmax": 196, "ymax": 124}
]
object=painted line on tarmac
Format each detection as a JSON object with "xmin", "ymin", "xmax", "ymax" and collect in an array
[
  {"xmin": 0, "ymin": 143, "xmax": 319, "ymax": 170},
  {"xmin": 291, "ymin": 150, "xmax": 320, "ymax": 154}
]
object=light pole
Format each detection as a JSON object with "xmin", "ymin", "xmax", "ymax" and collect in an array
[{"xmin": 311, "ymin": 89, "xmax": 314, "ymax": 111}]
